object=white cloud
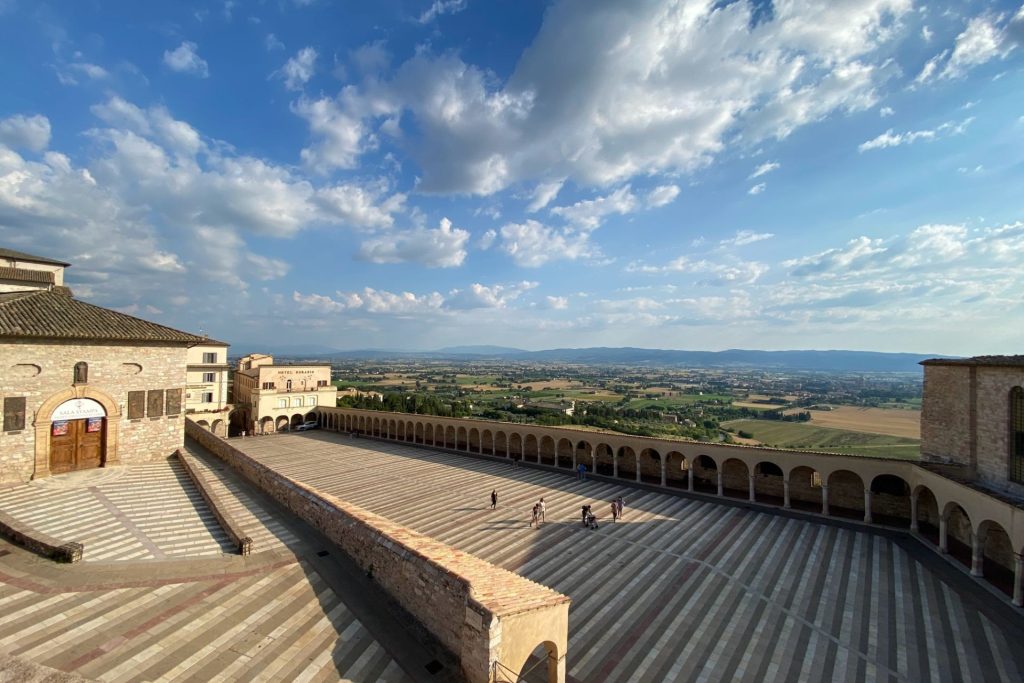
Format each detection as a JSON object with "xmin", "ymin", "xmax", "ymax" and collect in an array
[
  {"xmin": 749, "ymin": 161, "xmax": 780, "ymax": 179},
  {"xmin": 645, "ymin": 184, "xmax": 680, "ymax": 208},
  {"xmin": 545, "ymin": 295, "xmax": 569, "ymax": 310},
  {"xmin": 720, "ymin": 229, "xmax": 774, "ymax": 247},
  {"xmin": 550, "ymin": 185, "xmax": 637, "ymax": 230},
  {"xmin": 940, "ymin": 12, "xmax": 1017, "ymax": 80},
  {"xmin": 353, "ymin": 287, "xmax": 445, "ymax": 314},
  {"xmin": 297, "ymin": 0, "xmax": 914, "ymax": 192},
  {"xmin": 446, "ymin": 281, "xmax": 537, "ymax": 309},
  {"xmin": 279, "ymin": 47, "xmax": 317, "ymax": 90},
  {"xmin": 748, "ymin": 182, "xmax": 766, "ymax": 195},
  {"xmin": 879, "ymin": 106, "xmax": 894, "ymax": 117},
  {"xmin": 477, "ymin": 229, "xmax": 497, "ymax": 250},
  {"xmin": 858, "ymin": 117, "xmax": 973, "ymax": 152},
  {"xmin": 913, "ymin": 49, "xmax": 948, "ymax": 86},
  {"xmin": 526, "ymin": 179, "xmax": 564, "ymax": 213},
  {"xmin": 921, "ymin": 25, "xmax": 933, "ymax": 42},
  {"xmin": 498, "ymin": 219, "xmax": 593, "ymax": 267},
  {"xmin": 293, "ymin": 96, "xmax": 374, "ymax": 172},
  {"xmin": 418, "ymin": 0, "xmax": 467, "ymax": 24},
  {"xmin": 627, "ymin": 255, "xmax": 769, "ymax": 285},
  {"xmin": 358, "ymin": 217, "xmax": 470, "ymax": 267},
  {"xmin": 0, "ymin": 114, "xmax": 51, "ymax": 152},
  {"xmin": 314, "ymin": 181, "xmax": 405, "ymax": 229},
  {"xmin": 163, "ymin": 41, "xmax": 210, "ymax": 78},
  {"xmin": 266, "ymin": 34, "xmax": 285, "ymax": 51}
]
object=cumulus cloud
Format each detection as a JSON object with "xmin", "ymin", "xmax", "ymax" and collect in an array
[
  {"xmin": 477, "ymin": 229, "xmax": 497, "ymax": 250},
  {"xmin": 645, "ymin": 184, "xmax": 680, "ymax": 208},
  {"xmin": 526, "ymin": 179, "xmax": 564, "ymax": 212},
  {"xmin": 296, "ymin": 0, "xmax": 914, "ymax": 193},
  {"xmin": 749, "ymin": 161, "xmax": 780, "ymax": 179},
  {"xmin": 858, "ymin": 117, "xmax": 973, "ymax": 152},
  {"xmin": 266, "ymin": 33, "xmax": 285, "ymax": 51},
  {"xmin": 163, "ymin": 41, "xmax": 210, "ymax": 77},
  {"xmin": 314, "ymin": 181, "xmax": 405, "ymax": 230},
  {"xmin": 546, "ymin": 295, "xmax": 569, "ymax": 309},
  {"xmin": 550, "ymin": 185, "xmax": 637, "ymax": 230},
  {"xmin": 293, "ymin": 96, "xmax": 374, "ymax": 172},
  {"xmin": 748, "ymin": 182, "xmax": 766, "ymax": 195},
  {"xmin": 446, "ymin": 281, "xmax": 538, "ymax": 309},
  {"xmin": 0, "ymin": 114, "xmax": 51, "ymax": 152},
  {"xmin": 627, "ymin": 255, "xmax": 769, "ymax": 285},
  {"xmin": 279, "ymin": 47, "xmax": 317, "ymax": 90},
  {"xmin": 498, "ymin": 219, "xmax": 593, "ymax": 267},
  {"xmin": 879, "ymin": 106, "xmax": 894, "ymax": 117},
  {"xmin": 358, "ymin": 217, "xmax": 470, "ymax": 267},
  {"xmin": 915, "ymin": 10, "xmax": 1023, "ymax": 85}
]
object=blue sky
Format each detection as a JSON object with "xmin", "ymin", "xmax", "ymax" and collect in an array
[{"xmin": 1, "ymin": 0, "xmax": 1022, "ymax": 354}]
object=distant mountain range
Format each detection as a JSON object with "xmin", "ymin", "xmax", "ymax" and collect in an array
[{"xmin": 239, "ymin": 345, "xmax": 953, "ymax": 373}]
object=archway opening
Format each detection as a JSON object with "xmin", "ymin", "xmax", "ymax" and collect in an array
[
  {"xmin": 594, "ymin": 444, "xmax": 615, "ymax": 476},
  {"xmin": 509, "ymin": 433, "xmax": 523, "ymax": 461},
  {"xmin": 445, "ymin": 425, "xmax": 456, "ymax": 448},
  {"xmin": 276, "ymin": 416, "xmax": 290, "ymax": 432},
  {"xmin": 511, "ymin": 641, "xmax": 560, "ymax": 683},
  {"xmin": 665, "ymin": 451, "xmax": 688, "ymax": 488},
  {"xmin": 556, "ymin": 438, "xmax": 574, "ymax": 468},
  {"xmin": 482, "ymin": 429, "xmax": 494, "ymax": 455},
  {"xmin": 943, "ymin": 502, "xmax": 973, "ymax": 571},
  {"xmin": 540, "ymin": 436, "xmax": 557, "ymax": 466},
  {"xmin": 978, "ymin": 520, "xmax": 1015, "ymax": 597},
  {"xmin": 870, "ymin": 474, "xmax": 911, "ymax": 527},
  {"xmin": 826, "ymin": 469, "xmax": 865, "ymax": 520},
  {"xmin": 495, "ymin": 431, "xmax": 508, "ymax": 458},
  {"xmin": 291, "ymin": 413, "xmax": 304, "ymax": 429},
  {"xmin": 457, "ymin": 426, "xmax": 468, "ymax": 450},
  {"xmin": 787, "ymin": 466, "xmax": 822, "ymax": 512},
  {"xmin": 639, "ymin": 448, "xmax": 661, "ymax": 484},
  {"xmin": 469, "ymin": 428, "xmax": 480, "ymax": 452},
  {"xmin": 259, "ymin": 416, "xmax": 274, "ymax": 434},
  {"xmin": 693, "ymin": 455, "xmax": 718, "ymax": 494},
  {"xmin": 753, "ymin": 461, "xmax": 785, "ymax": 505},
  {"xmin": 914, "ymin": 486, "xmax": 941, "ymax": 545},
  {"xmin": 575, "ymin": 441, "xmax": 592, "ymax": 471},
  {"xmin": 721, "ymin": 458, "xmax": 750, "ymax": 499},
  {"xmin": 617, "ymin": 446, "xmax": 638, "ymax": 481},
  {"xmin": 524, "ymin": 434, "xmax": 540, "ymax": 463}
]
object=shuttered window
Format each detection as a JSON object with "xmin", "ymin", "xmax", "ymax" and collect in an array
[
  {"xmin": 147, "ymin": 390, "xmax": 165, "ymax": 417},
  {"xmin": 166, "ymin": 388, "xmax": 182, "ymax": 416},
  {"xmin": 128, "ymin": 391, "xmax": 146, "ymax": 419},
  {"xmin": 3, "ymin": 397, "xmax": 26, "ymax": 431}
]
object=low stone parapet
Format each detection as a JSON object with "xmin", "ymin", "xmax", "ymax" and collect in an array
[
  {"xmin": 0, "ymin": 508, "xmax": 82, "ymax": 563},
  {"xmin": 175, "ymin": 449, "xmax": 252, "ymax": 555},
  {"xmin": 186, "ymin": 419, "xmax": 570, "ymax": 683}
]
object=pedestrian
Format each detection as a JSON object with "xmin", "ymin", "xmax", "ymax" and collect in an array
[
  {"xmin": 538, "ymin": 498, "xmax": 546, "ymax": 523},
  {"xmin": 531, "ymin": 503, "xmax": 539, "ymax": 527},
  {"xmin": 611, "ymin": 500, "xmax": 618, "ymax": 522},
  {"xmin": 581, "ymin": 504, "xmax": 589, "ymax": 525},
  {"xmin": 617, "ymin": 497, "xmax": 625, "ymax": 520},
  {"xmin": 490, "ymin": 489, "xmax": 497, "ymax": 509}
]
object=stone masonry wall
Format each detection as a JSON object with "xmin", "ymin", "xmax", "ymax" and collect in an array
[
  {"xmin": 0, "ymin": 340, "xmax": 187, "ymax": 484},
  {"xmin": 975, "ymin": 366, "xmax": 1024, "ymax": 497},
  {"xmin": 186, "ymin": 421, "xmax": 570, "ymax": 683},
  {"xmin": 921, "ymin": 365, "xmax": 972, "ymax": 467}
]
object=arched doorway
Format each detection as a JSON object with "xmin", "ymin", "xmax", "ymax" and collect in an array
[{"xmin": 48, "ymin": 397, "xmax": 107, "ymax": 474}]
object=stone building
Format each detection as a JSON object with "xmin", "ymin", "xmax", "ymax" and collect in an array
[
  {"xmin": 184, "ymin": 342, "xmax": 232, "ymax": 436},
  {"xmin": 233, "ymin": 353, "xmax": 333, "ymax": 433},
  {"xmin": 921, "ymin": 355, "xmax": 1024, "ymax": 497},
  {"xmin": 0, "ymin": 248, "xmax": 225, "ymax": 485}
]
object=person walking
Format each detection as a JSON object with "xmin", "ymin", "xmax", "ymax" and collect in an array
[
  {"xmin": 490, "ymin": 489, "xmax": 497, "ymax": 509},
  {"xmin": 576, "ymin": 463, "xmax": 585, "ymax": 480},
  {"xmin": 617, "ymin": 497, "xmax": 625, "ymax": 520},
  {"xmin": 538, "ymin": 498, "xmax": 546, "ymax": 523},
  {"xmin": 611, "ymin": 500, "xmax": 618, "ymax": 522},
  {"xmin": 530, "ymin": 503, "xmax": 540, "ymax": 528}
]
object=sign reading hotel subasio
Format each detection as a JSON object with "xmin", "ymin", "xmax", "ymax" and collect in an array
[{"xmin": 52, "ymin": 398, "xmax": 106, "ymax": 421}]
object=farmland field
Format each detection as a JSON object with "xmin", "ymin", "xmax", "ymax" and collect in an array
[
  {"xmin": 790, "ymin": 405, "xmax": 921, "ymax": 439},
  {"xmin": 627, "ymin": 393, "xmax": 733, "ymax": 409},
  {"xmin": 721, "ymin": 419, "xmax": 920, "ymax": 460}
]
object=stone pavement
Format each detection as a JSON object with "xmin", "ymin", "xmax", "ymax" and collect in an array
[
  {"xmin": 0, "ymin": 450, "xmax": 435, "ymax": 682},
  {"xmin": 231, "ymin": 431, "xmax": 1024, "ymax": 683}
]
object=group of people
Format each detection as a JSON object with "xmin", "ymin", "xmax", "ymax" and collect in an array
[
  {"xmin": 488, "ymin": 489, "xmax": 625, "ymax": 529},
  {"xmin": 530, "ymin": 497, "xmax": 547, "ymax": 527},
  {"xmin": 610, "ymin": 496, "xmax": 625, "ymax": 522}
]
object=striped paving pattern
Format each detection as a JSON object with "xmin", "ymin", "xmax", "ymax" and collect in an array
[
  {"xmin": 234, "ymin": 432, "xmax": 1024, "ymax": 683},
  {"xmin": 0, "ymin": 560, "xmax": 411, "ymax": 682},
  {"xmin": 0, "ymin": 460, "xmax": 234, "ymax": 561}
]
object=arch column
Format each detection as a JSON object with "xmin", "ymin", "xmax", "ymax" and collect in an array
[
  {"xmin": 821, "ymin": 485, "xmax": 830, "ymax": 516},
  {"xmin": 939, "ymin": 516, "xmax": 948, "ymax": 553},
  {"xmin": 971, "ymin": 531, "xmax": 984, "ymax": 577},
  {"xmin": 687, "ymin": 466, "xmax": 694, "ymax": 492},
  {"xmin": 716, "ymin": 470, "xmax": 723, "ymax": 497},
  {"xmin": 748, "ymin": 474, "xmax": 755, "ymax": 502},
  {"xmin": 863, "ymin": 489, "xmax": 873, "ymax": 524},
  {"xmin": 1014, "ymin": 554, "xmax": 1024, "ymax": 607},
  {"xmin": 910, "ymin": 493, "xmax": 919, "ymax": 532},
  {"xmin": 783, "ymin": 480, "xmax": 791, "ymax": 509},
  {"xmin": 613, "ymin": 456, "xmax": 618, "ymax": 479},
  {"xmin": 660, "ymin": 459, "xmax": 666, "ymax": 487},
  {"xmin": 590, "ymin": 450, "xmax": 597, "ymax": 475}
]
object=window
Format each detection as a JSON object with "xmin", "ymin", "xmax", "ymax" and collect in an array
[
  {"xmin": 261, "ymin": 382, "xmax": 275, "ymax": 390},
  {"xmin": 166, "ymin": 389, "xmax": 182, "ymax": 416},
  {"xmin": 203, "ymin": 372, "xmax": 216, "ymax": 383},
  {"xmin": 306, "ymin": 396, "xmax": 317, "ymax": 406},
  {"xmin": 277, "ymin": 398, "xmax": 287, "ymax": 408},
  {"xmin": 128, "ymin": 391, "xmax": 146, "ymax": 419},
  {"xmin": 202, "ymin": 392, "xmax": 214, "ymax": 403},
  {"xmin": 203, "ymin": 352, "xmax": 217, "ymax": 363},
  {"xmin": 3, "ymin": 397, "xmax": 26, "ymax": 431},
  {"xmin": 291, "ymin": 397, "xmax": 303, "ymax": 408},
  {"xmin": 73, "ymin": 361, "xmax": 88, "ymax": 384},
  {"xmin": 147, "ymin": 390, "xmax": 165, "ymax": 417},
  {"xmin": 317, "ymin": 380, "xmax": 328, "ymax": 387},
  {"xmin": 286, "ymin": 380, "xmax": 292, "ymax": 390},
  {"xmin": 1012, "ymin": 387, "xmax": 1024, "ymax": 484}
]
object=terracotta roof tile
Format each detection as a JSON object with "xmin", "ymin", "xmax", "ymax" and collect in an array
[
  {"xmin": 0, "ymin": 267, "xmax": 54, "ymax": 284},
  {"xmin": 0, "ymin": 289, "xmax": 212, "ymax": 345},
  {"xmin": 0, "ymin": 247, "xmax": 71, "ymax": 267}
]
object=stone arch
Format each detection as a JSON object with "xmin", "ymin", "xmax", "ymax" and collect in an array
[
  {"xmin": 616, "ymin": 446, "xmax": 638, "ymax": 481},
  {"xmin": 692, "ymin": 455, "xmax": 718, "ymax": 494},
  {"xmin": 594, "ymin": 443, "xmax": 615, "ymax": 476},
  {"xmin": 826, "ymin": 469, "xmax": 865, "ymax": 519},
  {"xmin": 942, "ymin": 502, "xmax": 973, "ymax": 571},
  {"xmin": 638, "ymin": 448, "xmax": 662, "ymax": 484},
  {"xmin": 665, "ymin": 451, "xmax": 689, "ymax": 489},
  {"xmin": 211, "ymin": 419, "xmax": 225, "ymax": 437},
  {"xmin": 556, "ymin": 438, "xmax": 574, "ymax": 469},
  {"xmin": 495, "ymin": 431, "xmax": 508, "ymax": 458},
  {"xmin": 396, "ymin": 420, "xmax": 405, "ymax": 440},
  {"xmin": 870, "ymin": 474, "xmax": 911, "ymax": 527},
  {"xmin": 415, "ymin": 422, "xmax": 425, "ymax": 444},
  {"xmin": 33, "ymin": 385, "xmax": 122, "ymax": 479},
  {"xmin": 386, "ymin": 419, "xmax": 395, "ymax": 438},
  {"xmin": 306, "ymin": 411, "xmax": 318, "ymax": 423},
  {"xmin": 445, "ymin": 425, "xmax": 456, "ymax": 448},
  {"xmin": 977, "ymin": 519, "xmax": 1015, "ymax": 595},
  {"xmin": 787, "ymin": 465, "xmax": 822, "ymax": 512},
  {"xmin": 540, "ymin": 436, "xmax": 557, "ymax": 466},
  {"xmin": 912, "ymin": 485, "xmax": 941, "ymax": 545},
  {"xmin": 276, "ymin": 416, "xmax": 290, "ymax": 431},
  {"xmin": 291, "ymin": 414, "xmax": 304, "ymax": 428},
  {"xmin": 469, "ymin": 427, "xmax": 480, "ymax": 452},
  {"xmin": 424, "ymin": 423, "xmax": 434, "ymax": 445},
  {"xmin": 457, "ymin": 426, "xmax": 468, "ymax": 450},
  {"xmin": 753, "ymin": 460, "xmax": 785, "ymax": 504},
  {"xmin": 482, "ymin": 429, "xmax": 494, "ymax": 455},
  {"xmin": 575, "ymin": 441, "xmax": 592, "ymax": 471},
  {"xmin": 372, "ymin": 417, "xmax": 381, "ymax": 436},
  {"xmin": 196, "ymin": 420, "xmax": 211, "ymax": 430},
  {"xmin": 721, "ymin": 458, "xmax": 750, "ymax": 499},
  {"xmin": 508, "ymin": 640, "xmax": 563, "ymax": 683},
  {"xmin": 509, "ymin": 433, "xmax": 524, "ymax": 461},
  {"xmin": 259, "ymin": 416, "xmax": 274, "ymax": 434},
  {"xmin": 525, "ymin": 434, "xmax": 540, "ymax": 463}
]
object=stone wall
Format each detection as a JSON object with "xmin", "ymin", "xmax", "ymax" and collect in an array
[
  {"xmin": 0, "ymin": 340, "xmax": 187, "ymax": 484},
  {"xmin": 921, "ymin": 365, "xmax": 972, "ymax": 467},
  {"xmin": 976, "ymin": 367, "xmax": 1024, "ymax": 496},
  {"xmin": 187, "ymin": 421, "xmax": 570, "ymax": 683}
]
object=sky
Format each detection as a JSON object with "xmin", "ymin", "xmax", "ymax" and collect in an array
[{"xmin": 0, "ymin": 0, "xmax": 1022, "ymax": 355}]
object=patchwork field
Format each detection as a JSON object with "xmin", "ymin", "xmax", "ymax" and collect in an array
[
  {"xmin": 627, "ymin": 393, "xmax": 733, "ymax": 409},
  {"xmin": 798, "ymin": 406, "xmax": 921, "ymax": 439},
  {"xmin": 722, "ymin": 419, "xmax": 920, "ymax": 460}
]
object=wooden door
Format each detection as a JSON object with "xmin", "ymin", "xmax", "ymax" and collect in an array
[{"xmin": 49, "ymin": 418, "xmax": 105, "ymax": 474}]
